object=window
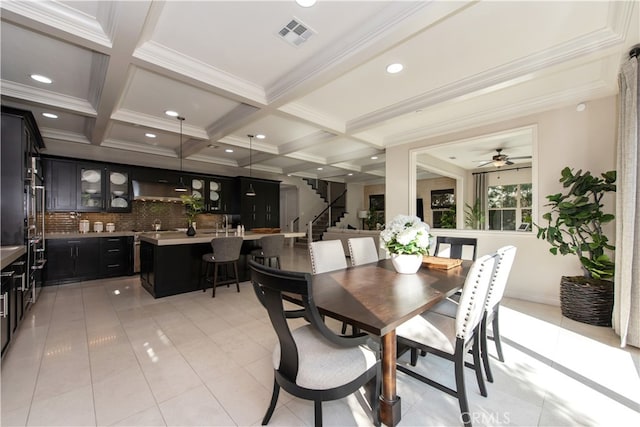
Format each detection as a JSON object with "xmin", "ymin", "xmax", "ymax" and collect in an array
[
  {"xmin": 488, "ymin": 183, "xmax": 532, "ymax": 231},
  {"xmin": 431, "ymin": 189, "xmax": 455, "ymax": 228}
]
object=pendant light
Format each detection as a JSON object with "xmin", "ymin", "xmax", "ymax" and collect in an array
[
  {"xmin": 175, "ymin": 116, "xmax": 188, "ymax": 192},
  {"xmin": 246, "ymin": 134, "xmax": 256, "ymax": 197}
]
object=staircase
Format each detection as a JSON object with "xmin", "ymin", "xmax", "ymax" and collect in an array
[{"xmin": 297, "ymin": 179, "xmax": 347, "ymax": 244}]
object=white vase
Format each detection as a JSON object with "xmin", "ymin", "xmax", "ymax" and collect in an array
[{"xmin": 390, "ymin": 253, "xmax": 423, "ymax": 274}]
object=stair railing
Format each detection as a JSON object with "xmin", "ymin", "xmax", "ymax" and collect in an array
[{"xmin": 307, "ymin": 189, "xmax": 347, "ymax": 242}]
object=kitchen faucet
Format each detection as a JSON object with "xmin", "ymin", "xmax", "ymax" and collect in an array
[{"xmin": 223, "ymin": 214, "xmax": 229, "ymax": 230}]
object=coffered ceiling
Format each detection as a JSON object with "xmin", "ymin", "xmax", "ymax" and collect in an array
[{"xmin": 1, "ymin": 1, "xmax": 637, "ymax": 184}]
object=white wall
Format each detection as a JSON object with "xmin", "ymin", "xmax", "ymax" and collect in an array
[{"xmin": 386, "ymin": 96, "xmax": 618, "ymax": 305}]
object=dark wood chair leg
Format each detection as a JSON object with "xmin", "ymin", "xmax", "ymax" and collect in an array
[
  {"xmin": 481, "ymin": 313, "xmax": 494, "ymax": 383},
  {"xmin": 314, "ymin": 400, "xmax": 322, "ymax": 427},
  {"xmin": 262, "ymin": 380, "xmax": 280, "ymax": 425},
  {"xmin": 472, "ymin": 335, "xmax": 487, "ymax": 397},
  {"xmin": 410, "ymin": 347, "xmax": 418, "ymax": 366},
  {"xmin": 492, "ymin": 308, "xmax": 505, "ymax": 362},
  {"xmin": 454, "ymin": 352, "xmax": 472, "ymax": 427}
]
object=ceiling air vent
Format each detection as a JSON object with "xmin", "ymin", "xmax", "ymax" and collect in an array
[{"xmin": 278, "ymin": 18, "xmax": 315, "ymax": 46}]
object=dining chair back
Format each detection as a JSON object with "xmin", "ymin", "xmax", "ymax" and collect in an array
[
  {"xmin": 309, "ymin": 240, "xmax": 348, "ymax": 274},
  {"xmin": 434, "ymin": 236, "xmax": 478, "ymax": 260},
  {"xmin": 347, "ymin": 237, "xmax": 379, "ymax": 266},
  {"xmin": 249, "ymin": 260, "xmax": 381, "ymax": 427},
  {"xmin": 480, "ymin": 245, "xmax": 517, "ymax": 381},
  {"xmin": 200, "ymin": 236, "xmax": 243, "ymax": 297},
  {"xmin": 251, "ymin": 234, "xmax": 285, "ymax": 268},
  {"xmin": 396, "ymin": 253, "xmax": 497, "ymax": 427}
]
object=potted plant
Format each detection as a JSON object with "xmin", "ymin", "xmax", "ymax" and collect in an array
[
  {"xmin": 181, "ymin": 194, "xmax": 204, "ymax": 236},
  {"xmin": 379, "ymin": 214, "xmax": 431, "ymax": 274},
  {"xmin": 536, "ymin": 167, "xmax": 616, "ymax": 326}
]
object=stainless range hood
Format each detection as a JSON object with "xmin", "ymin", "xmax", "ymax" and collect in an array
[{"xmin": 132, "ymin": 180, "xmax": 185, "ymax": 202}]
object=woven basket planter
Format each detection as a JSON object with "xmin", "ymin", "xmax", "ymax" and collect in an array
[{"xmin": 560, "ymin": 276, "xmax": 614, "ymax": 327}]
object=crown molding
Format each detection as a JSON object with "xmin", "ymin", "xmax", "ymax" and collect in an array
[
  {"xmin": 1, "ymin": 0, "xmax": 112, "ymax": 48},
  {"xmin": 385, "ymin": 81, "xmax": 613, "ymax": 147},
  {"xmin": 1, "ymin": 80, "xmax": 97, "ymax": 116},
  {"xmin": 101, "ymin": 138, "xmax": 176, "ymax": 158},
  {"xmin": 278, "ymin": 102, "xmax": 345, "ymax": 134},
  {"xmin": 185, "ymin": 154, "xmax": 239, "ymax": 168},
  {"xmin": 111, "ymin": 109, "xmax": 209, "ymax": 139},
  {"xmin": 40, "ymin": 128, "xmax": 90, "ymax": 145},
  {"xmin": 265, "ymin": 1, "xmax": 434, "ymax": 103},
  {"xmin": 347, "ymin": 27, "xmax": 625, "ymax": 134},
  {"xmin": 134, "ymin": 40, "xmax": 267, "ymax": 105}
]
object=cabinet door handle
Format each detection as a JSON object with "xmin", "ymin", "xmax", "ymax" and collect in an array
[
  {"xmin": 108, "ymin": 249, "xmax": 120, "ymax": 253},
  {"xmin": 107, "ymin": 264, "xmax": 120, "ymax": 268},
  {"xmin": 107, "ymin": 238, "xmax": 120, "ymax": 242},
  {"xmin": 70, "ymin": 247, "xmax": 74, "ymax": 257},
  {"xmin": 0, "ymin": 292, "xmax": 7, "ymax": 318}
]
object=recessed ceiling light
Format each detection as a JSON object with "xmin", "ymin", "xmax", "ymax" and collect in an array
[
  {"xmin": 317, "ymin": 167, "xmax": 323, "ymax": 171},
  {"xmin": 42, "ymin": 113, "xmax": 58, "ymax": 119},
  {"xmin": 348, "ymin": 173, "xmax": 353, "ymax": 176},
  {"xmin": 145, "ymin": 133, "xmax": 156, "ymax": 138},
  {"xmin": 386, "ymin": 63, "xmax": 403, "ymax": 74},
  {"xmin": 225, "ymin": 148, "xmax": 234, "ymax": 153},
  {"xmin": 31, "ymin": 74, "xmax": 52, "ymax": 84},
  {"xmin": 576, "ymin": 103, "xmax": 586, "ymax": 112},
  {"xmin": 287, "ymin": 174, "xmax": 292, "ymax": 177},
  {"xmin": 370, "ymin": 156, "xmax": 378, "ymax": 160},
  {"xmin": 255, "ymin": 134, "xmax": 266, "ymax": 139},
  {"xmin": 295, "ymin": 0, "xmax": 316, "ymax": 7},
  {"xmin": 165, "ymin": 110, "xmax": 179, "ymax": 117}
]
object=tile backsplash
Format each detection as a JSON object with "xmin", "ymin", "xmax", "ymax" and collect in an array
[{"xmin": 45, "ymin": 201, "xmax": 230, "ymax": 233}]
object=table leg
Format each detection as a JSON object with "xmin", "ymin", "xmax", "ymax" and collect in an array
[{"xmin": 379, "ymin": 330, "xmax": 401, "ymax": 426}]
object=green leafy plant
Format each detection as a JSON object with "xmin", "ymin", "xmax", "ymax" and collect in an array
[
  {"xmin": 180, "ymin": 194, "xmax": 204, "ymax": 225},
  {"xmin": 439, "ymin": 204, "xmax": 456, "ymax": 229},
  {"xmin": 365, "ymin": 207, "xmax": 384, "ymax": 230},
  {"xmin": 464, "ymin": 199, "xmax": 485, "ymax": 229},
  {"xmin": 535, "ymin": 167, "xmax": 616, "ymax": 280}
]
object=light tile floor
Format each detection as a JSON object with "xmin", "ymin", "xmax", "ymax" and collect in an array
[{"xmin": 2, "ymin": 245, "xmax": 639, "ymax": 426}]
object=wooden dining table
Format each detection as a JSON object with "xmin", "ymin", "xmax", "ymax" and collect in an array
[{"xmin": 309, "ymin": 258, "xmax": 471, "ymax": 427}]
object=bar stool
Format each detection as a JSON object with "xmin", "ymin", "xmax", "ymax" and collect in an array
[
  {"xmin": 250, "ymin": 234, "xmax": 285, "ymax": 269},
  {"xmin": 201, "ymin": 236, "xmax": 243, "ymax": 298}
]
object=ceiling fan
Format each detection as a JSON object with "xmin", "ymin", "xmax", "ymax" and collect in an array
[{"xmin": 475, "ymin": 148, "xmax": 531, "ymax": 168}]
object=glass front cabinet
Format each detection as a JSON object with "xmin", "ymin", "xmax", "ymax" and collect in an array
[
  {"xmin": 106, "ymin": 168, "xmax": 131, "ymax": 212},
  {"xmin": 191, "ymin": 177, "xmax": 234, "ymax": 213},
  {"xmin": 78, "ymin": 165, "xmax": 104, "ymax": 211}
]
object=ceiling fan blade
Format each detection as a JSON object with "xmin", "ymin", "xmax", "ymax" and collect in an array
[
  {"xmin": 507, "ymin": 156, "xmax": 532, "ymax": 160},
  {"xmin": 476, "ymin": 160, "xmax": 493, "ymax": 168},
  {"xmin": 506, "ymin": 160, "xmax": 514, "ymax": 165}
]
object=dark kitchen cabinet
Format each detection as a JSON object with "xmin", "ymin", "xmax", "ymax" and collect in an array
[
  {"xmin": 105, "ymin": 167, "xmax": 132, "ymax": 212},
  {"xmin": 190, "ymin": 176, "xmax": 237, "ymax": 214},
  {"xmin": 45, "ymin": 238, "xmax": 100, "ymax": 284},
  {"xmin": 45, "ymin": 158, "xmax": 77, "ymax": 211},
  {"xmin": 100, "ymin": 236, "xmax": 133, "ymax": 277},
  {"xmin": 239, "ymin": 178, "xmax": 280, "ymax": 229},
  {"xmin": 1, "ymin": 107, "xmax": 45, "ymax": 245},
  {"xmin": 1, "ymin": 254, "xmax": 26, "ymax": 359},
  {"xmin": 44, "ymin": 158, "xmax": 133, "ymax": 213}
]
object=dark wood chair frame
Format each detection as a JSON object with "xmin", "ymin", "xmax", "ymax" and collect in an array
[
  {"xmin": 249, "ymin": 260, "xmax": 381, "ymax": 427},
  {"xmin": 434, "ymin": 236, "xmax": 478, "ymax": 260}
]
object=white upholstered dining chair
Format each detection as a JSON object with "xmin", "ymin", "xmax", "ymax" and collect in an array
[
  {"xmin": 347, "ymin": 237, "xmax": 379, "ymax": 266},
  {"xmin": 396, "ymin": 253, "xmax": 497, "ymax": 427}
]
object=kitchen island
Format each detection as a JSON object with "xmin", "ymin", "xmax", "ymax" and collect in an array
[{"xmin": 138, "ymin": 230, "xmax": 305, "ymax": 298}]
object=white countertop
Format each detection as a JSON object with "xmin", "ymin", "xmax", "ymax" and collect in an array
[
  {"xmin": 1, "ymin": 245, "xmax": 26, "ymax": 270},
  {"xmin": 138, "ymin": 231, "xmax": 306, "ymax": 246},
  {"xmin": 46, "ymin": 231, "xmax": 136, "ymax": 239}
]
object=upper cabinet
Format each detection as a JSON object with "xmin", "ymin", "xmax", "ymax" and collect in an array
[
  {"xmin": 106, "ymin": 168, "xmax": 131, "ymax": 212},
  {"xmin": 238, "ymin": 178, "xmax": 280, "ymax": 229},
  {"xmin": 190, "ymin": 176, "xmax": 236, "ymax": 213},
  {"xmin": 77, "ymin": 164, "xmax": 104, "ymax": 211},
  {"xmin": 45, "ymin": 158, "xmax": 132, "ymax": 213}
]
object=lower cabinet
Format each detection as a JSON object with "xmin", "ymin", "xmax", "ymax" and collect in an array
[
  {"xmin": 1, "ymin": 254, "xmax": 26, "ymax": 359},
  {"xmin": 46, "ymin": 236, "xmax": 133, "ymax": 285},
  {"xmin": 100, "ymin": 236, "xmax": 133, "ymax": 278}
]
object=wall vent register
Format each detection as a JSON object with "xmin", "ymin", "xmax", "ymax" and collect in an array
[{"xmin": 278, "ymin": 18, "xmax": 315, "ymax": 46}]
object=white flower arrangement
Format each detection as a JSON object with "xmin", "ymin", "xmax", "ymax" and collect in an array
[{"xmin": 380, "ymin": 214, "xmax": 431, "ymax": 255}]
